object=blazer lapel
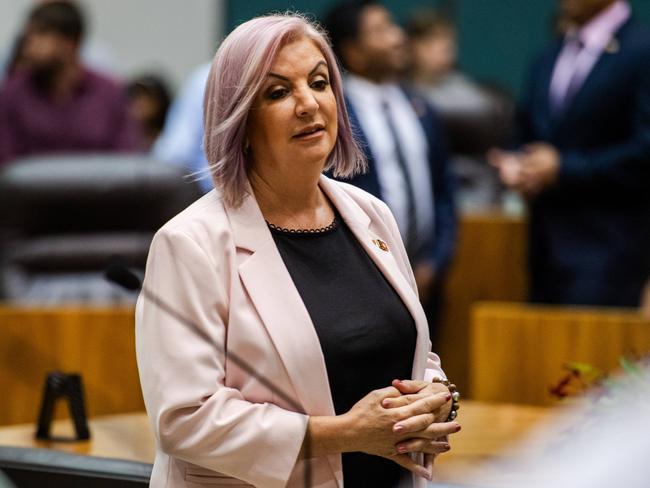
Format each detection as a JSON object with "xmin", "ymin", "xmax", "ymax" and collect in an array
[
  {"xmin": 225, "ymin": 189, "xmax": 335, "ymax": 418},
  {"xmin": 538, "ymin": 42, "xmax": 563, "ymax": 136},
  {"xmin": 319, "ymin": 176, "xmax": 431, "ymax": 381},
  {"xmin": 559, "ymin": 36, "xmax": 621, "ymax": 128},
  {"xmin": 554, "ymin": 19, "xmax": 631, "ymax": 130}
]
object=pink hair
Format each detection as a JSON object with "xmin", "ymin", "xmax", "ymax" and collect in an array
[{"xmin": 203, "ymin": 13, "xmax": 366, "ymax": 207}]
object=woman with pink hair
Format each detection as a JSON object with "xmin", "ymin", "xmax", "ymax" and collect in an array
[{"xmin": 136, "ymin": 13, "xmax": 458, "ymax": 488}]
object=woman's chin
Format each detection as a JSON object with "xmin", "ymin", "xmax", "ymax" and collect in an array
[{"xmin": 292, "ymin": 146, "xmax": 334, "ymax": 168}]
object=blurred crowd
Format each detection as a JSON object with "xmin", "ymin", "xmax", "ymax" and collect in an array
[{"xmin": 0, "ymin": 0, "xmax": 649, "ymax": 319}]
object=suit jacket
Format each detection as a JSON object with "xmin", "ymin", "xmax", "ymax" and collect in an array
[
  {"xmin": 136, "ymin": 175, "xmax": 445, "ymax": 488},
  {"xmin": 519, "ymin": 18, "xmax": 650, "ymax": 306},
  {"xmin": 340, "ymin": 88, "xmax": 457, "ymax": 274}
]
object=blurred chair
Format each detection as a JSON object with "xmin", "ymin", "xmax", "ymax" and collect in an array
[
  {"xmin": 435, "ymin": 83, "xmax": 516, "ymax": 212},
  {"xmin": 0, "ymin": 446, "xmax": 151, "ymax": 487},
  {"xmin": 0, "ymin": 154, "xmax": 202, "ymax": 304}
]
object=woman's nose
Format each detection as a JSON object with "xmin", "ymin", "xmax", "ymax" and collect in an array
[{"xmin": 295, "ymin": 87, "xmax": 319, "ymax": 117}]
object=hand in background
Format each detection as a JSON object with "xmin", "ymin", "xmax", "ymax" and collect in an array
[
  {"xmin": 488, "ymin": 143, "xmax": 560, "ymax": 196},
  {"xmin": 487, "ymin": 148, "xmax": 525, "ymax": 187},
  {"xmin": 518, "ymin": 142, "xmax": 560, "ymax": 195}
]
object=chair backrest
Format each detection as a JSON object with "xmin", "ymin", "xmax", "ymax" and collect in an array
[
  {"xmin": 0, "ymin": 446, "xmax": 151, "ymax": 488},
  {"xmin": 0, "ymin": 154, "xmax": 202, "ymax": 234},
  {"xmin": 433, "ymin": 83, "xmax": 515, "ymax": 157},
  {"xmin": 0, "ymin": 154, "xmax": 203, "ymax": 302}
]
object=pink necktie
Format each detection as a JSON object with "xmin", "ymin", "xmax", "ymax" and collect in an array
[{"xmin": 550, "ymin": 35, "xmax": 584, "ymax": 112}]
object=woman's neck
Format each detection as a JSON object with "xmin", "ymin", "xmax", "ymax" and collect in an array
[{"xmin": 248, "ymin": 164, "xmax": 333, "ymax": 230}]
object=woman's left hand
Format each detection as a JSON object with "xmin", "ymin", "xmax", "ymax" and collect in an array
[
  {"xmin": 382, "ymin": 379, "xmax": 452, "ymax": 423},
  {"xmin": 383, "ymin": 378, "xmax": 455, "ymax": 478}
]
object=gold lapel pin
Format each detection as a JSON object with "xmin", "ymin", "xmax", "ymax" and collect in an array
[
  {"xmin": 372, "ymin": 239, "xmax": 389, "ymax": 252},
  {"xmin": 605, "ymin": 38, "xmax": 619, "ymax": 54}
]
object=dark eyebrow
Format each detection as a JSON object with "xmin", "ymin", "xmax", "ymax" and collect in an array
[
  {"xmin": 308, "ymin": 60, "xmax": 328, "ymax": 76},
  {"xmin": 267, "ymin": 60, "xmax": 328, "ymax": 82}
]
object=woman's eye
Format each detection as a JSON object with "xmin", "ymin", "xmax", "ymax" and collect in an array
[
  {"xmin": 311, "ymin": 79, "xmax": 329, "ymax": 90},
  {"xmin": 268, "ymin": 88, "xmax": 288, "ymax": 100}
]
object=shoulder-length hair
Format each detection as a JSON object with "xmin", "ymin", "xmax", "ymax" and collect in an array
[{"xmin": 203, "ymin": 13, "xmax": 366, "ymax": 207}]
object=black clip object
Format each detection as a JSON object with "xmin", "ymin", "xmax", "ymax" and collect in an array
[{"xmin": 35, "ymin": 372, "xmax": 90, "ymax": 441}]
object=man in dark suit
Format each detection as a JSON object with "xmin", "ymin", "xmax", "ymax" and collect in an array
[
  {"xmin": 324, "ymin": 1, "xmax": 457, "ymax": 335},
  {"xmin": 490, "ymin": 0, "xmax": 650, "ymax": 307}
]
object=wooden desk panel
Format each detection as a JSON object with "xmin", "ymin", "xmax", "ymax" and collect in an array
[
  {"xmin": 437, "ymin": 213, "xmax": 528, "ymax": 395},
  {"xmin": 470, "ymin": 302, "xmax": 650, "ymax": 406},
  {"xmin": 0, "ymin": 306, "xmax": 143, "ymax": 425},
  {"xmin": 0, "ymin": 412, "xmax": 154, "ymax": 463},
  {"xmin": 434, "ymin": 401, "xmax": 551, "ymax": 483}
]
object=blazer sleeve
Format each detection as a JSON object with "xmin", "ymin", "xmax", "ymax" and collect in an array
[
  {"xmin": 136, "ymin": 227, "xmax": 308, "ymax": 488},
  {"xmin": 376, "ymin": 199, "xmax": 447, "ymax": 382}
]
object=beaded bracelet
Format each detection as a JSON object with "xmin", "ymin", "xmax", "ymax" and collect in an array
[{"xmin": 432, "ymin": 378, "xmax": 460, "ymax": 422}]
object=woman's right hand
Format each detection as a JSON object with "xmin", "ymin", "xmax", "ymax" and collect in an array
[{"xmin": 341, "ymin": 386, "xmax": 460, "ymax": 480}]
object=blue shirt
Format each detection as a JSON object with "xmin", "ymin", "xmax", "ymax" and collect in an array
[{"xmin": 152, "ymin": 62, "xmax": 212, "ymax": 193}]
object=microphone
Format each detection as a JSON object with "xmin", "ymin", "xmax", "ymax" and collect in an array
[
  {"xmin": 104, "ymin": 262, "xmax": 313, "ymax": 487},
  {"xmin": 104, "ymin": 263, "xmax": 141, "ymax": 291}
]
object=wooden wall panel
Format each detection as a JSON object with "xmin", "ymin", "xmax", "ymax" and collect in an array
[
  {"xmin": 470, "ymin": 302, "xmax": 650, "ymax": 405},
  {"xmin": 0, "ymin": 307, "xmax": 143, "ymax": 425}
]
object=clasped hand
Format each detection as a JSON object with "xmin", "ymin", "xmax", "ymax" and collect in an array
[
  {"xmin": 345, "ymin": 379, "xmax": 459, "ymax": 480},
  {"xmin": 487, "ymin": 143, "xmax": 560, "ymax": 196}
]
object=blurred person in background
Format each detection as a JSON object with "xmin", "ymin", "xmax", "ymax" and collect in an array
[
  {"xmin": 151, "ymin": 62, "xmax": 213, "ymax": 192},
  {"xmin": 1, "ymin": 7, "xmax": 117, "ymax": 82},
  {"xmin": 406, "ymin": 9, "xmax": 513, "ymax": 211},
  {"xmin": 3, "ymin": 33, "xmax": 29, "ymax": 79},
  {"xmin": 127, "ymin": 74, "xmax": 172, "ymax": 150},
  {"xmin": 324, "ymin": 0, "xmax": 457, "ymax": 340},
  {"xmin": 0, "ymin": 0, "xmax": 142, "ymax": 166},
  {"xmin": 406, "ymin": 10, "xmax": 492, "ymax": 117},
  {"xmin": 489, "ymin": 0, "xmax": 650, "ymax": 308}
]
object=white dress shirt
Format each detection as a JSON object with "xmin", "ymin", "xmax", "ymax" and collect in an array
[
  {"xmin": 345, "ymin": 74, "xmax": 435, "ymax": 253},
  {"xmin": 152, "ymin": 62, "xmax": 212, "ymax": 192}
]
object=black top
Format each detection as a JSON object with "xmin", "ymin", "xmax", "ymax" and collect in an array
[{"xmin": 270, "ymin": 215, "xmax": 417, "ymax": 487}]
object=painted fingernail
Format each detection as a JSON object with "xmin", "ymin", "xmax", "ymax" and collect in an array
[
  {"xmin": 443, "ymin": 443, "xmax": 451, "ymax": 451},
  {"xmin": 394, "ymin": 424, "xmax": 404, "ymax": 433},
  {"xmin": 382, "ymin": 399, "xmax": 391, "ymax": 407},
  {"xmin": 397, "ymin": 445, "xmax": 407, "ymax": 453},
  {"xmin": 454, "ymin": 424, "xmax": 462, "ymax": 432},
  {"xmin": 445, "ymin": 393, "xmax": 452, "ymax": 401}
]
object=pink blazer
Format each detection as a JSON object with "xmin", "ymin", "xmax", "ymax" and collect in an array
[{"xmin": 136, "ymin": 175, "xmax": 446, "ymax": 487}]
